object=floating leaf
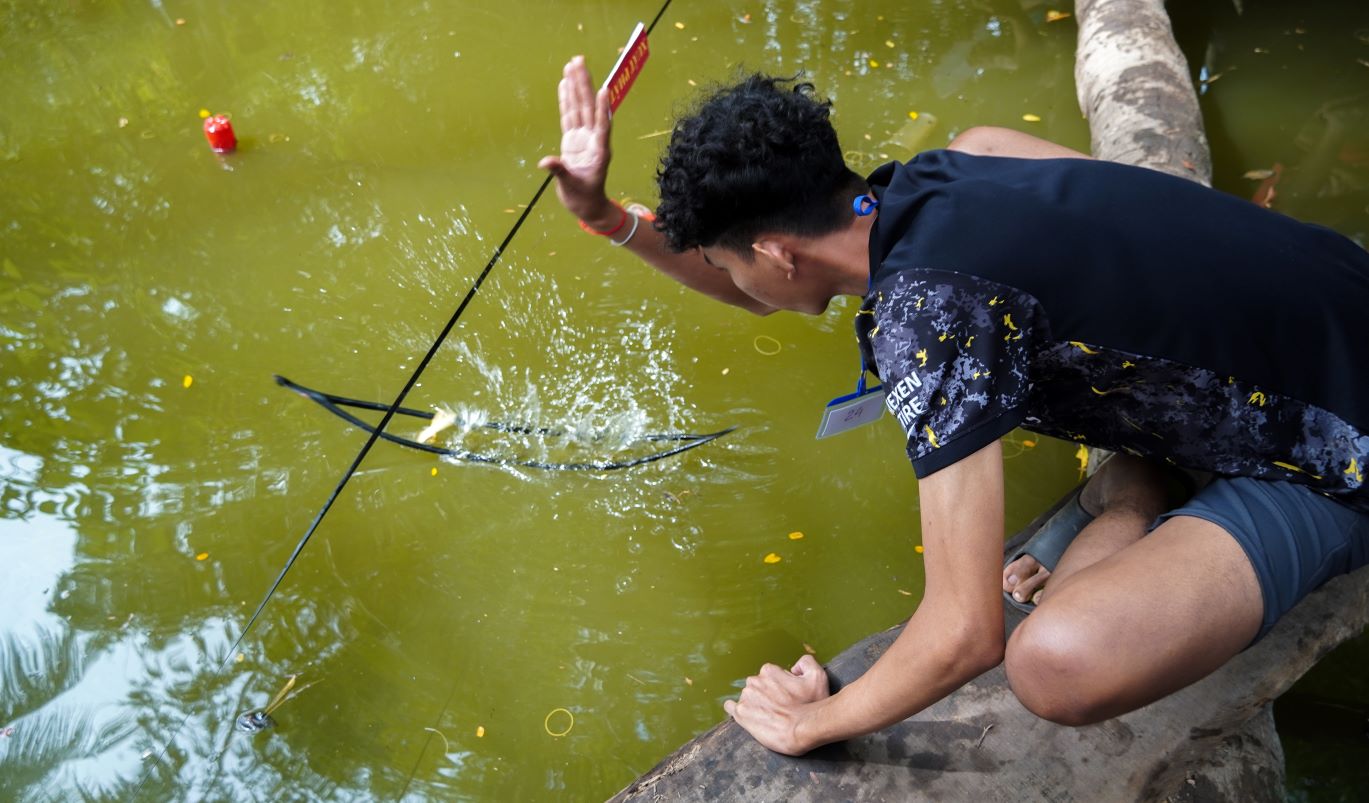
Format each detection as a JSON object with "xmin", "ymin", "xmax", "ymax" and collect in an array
[
  {"xmin": 913, "ymin": 545, "xmax": 925, "ymax": 554},
  {"xmin": 787, "ymin": 531, "xmax": 804, "ymax": 540},
  {"xmin": 868, "ymin": 59, "xmax": 880, "ymax": 68},
  {"xmin": 674, "ymin": 21, "xmax": 685, "ymax": 29},
  {"xmin": 885, "ymin": 40, "xmax": 895, "ymax": 48},
  {"xmin": 1022, "ymin": 113, "xmax": 1042, "ymax": 122},
  {"xmin": 684, "ymin": 676, "xmax": 693, "ymax": 686},
  {"xmin": 182, "ymin": 375, "xmax": 193, "ymax": 388},
  {"xmin": 1022, "ymin": 439, "xmax": 1037, "ymax": 448},
  {"xmin": 1045, "ymin": 10, "xmax": 1071, "ymax": 22},
  {"xmin": 803, "ymin": 642, "xmax": 816, "ymax": 655},
  {"xmin": 476, "ymin": 725, "xmax": 486, "ymax": 738},
  {"xmin": 762, "ymin": 553, "xmax": 782, "ymax": 564},
  {"xmin": 897, "ymin": 589, "xmax": 913, "ymax": 596},
  {"xmin": 195, "ymin": 552, "xmax": 208, "ymax": 561},
  {"xmin": 1243, "ymin": 168, "xmax": 1276, "ymax": 180}
]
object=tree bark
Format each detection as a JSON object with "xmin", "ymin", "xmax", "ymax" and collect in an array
[{"xmin": 1075, "ymin": 0, "xmax": 1211, "ymax": 184}]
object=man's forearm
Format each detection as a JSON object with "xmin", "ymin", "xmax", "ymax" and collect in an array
[
  {"xmin": 799, "ymin": 440, "xmax": 1009, "ymax": 749},
  {"xmin": 797, "ymin": 602, "xmax": 1004, "ymax": 746},
  {"xmin": 584, "ymin": 203, "xmax": 774, "ymax": 315}
]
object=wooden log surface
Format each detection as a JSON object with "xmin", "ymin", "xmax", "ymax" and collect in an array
[{"xmin": 1074, "ymin": 0, "xmax": 1212, "ymax": 184}]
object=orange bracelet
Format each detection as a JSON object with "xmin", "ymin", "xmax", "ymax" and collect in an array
[{"xmin": 578, "ymin": 203, "xmax": 629, "ymax": 237}]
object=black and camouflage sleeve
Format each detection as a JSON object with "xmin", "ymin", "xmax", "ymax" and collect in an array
[{"xmin": 868, "ymin": 268, "xmax": 1044, "ymax": 477}]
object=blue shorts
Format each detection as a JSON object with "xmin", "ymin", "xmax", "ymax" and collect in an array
[{"xmin": 1155, "ymin": 477, "xmax": 1369, "ymax": 642}]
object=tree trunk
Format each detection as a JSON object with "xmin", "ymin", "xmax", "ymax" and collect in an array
[{"xmin": 1074, "ymin": 0, "xmax": 1211, "ymax": 184}]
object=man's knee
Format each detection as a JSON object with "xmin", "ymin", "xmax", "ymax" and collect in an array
[{"xmin": 1004, "ymin": 612, "xmax": 1114, "ymax": 727}]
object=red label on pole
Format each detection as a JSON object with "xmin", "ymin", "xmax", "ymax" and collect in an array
[{"xmin": 602, "ymin": 22, "xmax": 649, "ymax": 113}]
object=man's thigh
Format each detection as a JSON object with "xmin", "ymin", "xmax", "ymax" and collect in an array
[{"xmin": 1003, "ymin": 514, "xmax": 1262, "ymax": 725}]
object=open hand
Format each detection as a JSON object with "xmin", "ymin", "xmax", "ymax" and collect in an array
[
  {"xmin": 723, "ymin": 654, "xmax": 831, "ymax": 756},
  {"xmin": 538, "ymin": 56, "xmax": 617, "ymax": 228}
]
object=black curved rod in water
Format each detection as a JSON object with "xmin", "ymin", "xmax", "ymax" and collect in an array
[{"xmin": 275, "ymin": 375, "xmax": 735, "ymax": 471}]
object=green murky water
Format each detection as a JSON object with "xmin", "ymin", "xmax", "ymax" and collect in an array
[{"xmin": 0, "ymin": 1, "xmax": 1364, "ymax": 800}]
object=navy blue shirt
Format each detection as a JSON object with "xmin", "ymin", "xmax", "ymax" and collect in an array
[{"xmin": 858, "ymin": 150, "xmax": 1369, "ymax": 511}]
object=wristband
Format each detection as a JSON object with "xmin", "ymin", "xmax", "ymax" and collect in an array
[
  {"xmin": 578, "ymin": 203, "xmax": 629, "ymax": 237},
  {"xmin": 609, "ymin": 211, "xmax": 640, "ymax": 247}
]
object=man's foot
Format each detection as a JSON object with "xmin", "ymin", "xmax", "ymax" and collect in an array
[{"xmin": 1004, "ymin": 455, "xmax": 1187, "ymax": 610}]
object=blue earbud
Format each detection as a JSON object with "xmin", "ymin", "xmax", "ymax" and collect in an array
[{"xmin": 853, "ymin": 194, "xmax": 879, "ymax": 216}]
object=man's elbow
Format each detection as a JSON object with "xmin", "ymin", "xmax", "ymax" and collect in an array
[
  {"xmin": 954, "ymin": 632, "xmax": 1006, "ymax": 677},
  {"xmin": 940, "ymin": 617, "xmax": 1006, "ymax": 677}
]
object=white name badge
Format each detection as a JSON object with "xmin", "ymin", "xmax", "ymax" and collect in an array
[{"xmin": 816, "ymin": 385, "xmax": 886, "ymax": 439}]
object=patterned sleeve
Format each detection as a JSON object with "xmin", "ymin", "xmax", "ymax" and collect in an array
[{"xmin": 870, "ymin": 269, "xmax": 1042, "ymax": 477}]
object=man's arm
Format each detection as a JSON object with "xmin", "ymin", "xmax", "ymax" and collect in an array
[
  {"xmin": 538, "ymin": 57, "xmax": 776, "ymax": 316},
  {"xmin": 724, "ymin": 440, "xmax": 1008, "ymax": 754},
  {"xmin": 947, "ymin": 126, "xmax": 1092, "ymax": 160}
]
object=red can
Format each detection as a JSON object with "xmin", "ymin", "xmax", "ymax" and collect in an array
[{"xmin": 203, "ymin": 114, "xmax": 237, "ymax": 153}]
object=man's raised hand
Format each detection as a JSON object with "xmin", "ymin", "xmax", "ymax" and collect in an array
[{"xmin": 538, "ymin": 56, "xmax": 617, "ymax": 230}]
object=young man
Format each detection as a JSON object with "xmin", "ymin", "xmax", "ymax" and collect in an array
[{"xmin": 539, "ymin": 57, "xmax": 1369, "ymax": 755}]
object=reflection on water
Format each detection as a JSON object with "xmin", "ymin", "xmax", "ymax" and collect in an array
[{"xmin": 2, "ymin": 0, "xmax": 1363, "ymax": 799}]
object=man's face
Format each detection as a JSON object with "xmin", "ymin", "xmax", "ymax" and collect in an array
[{"xmin": 700, "ymin": 244, "xmax": 833, "ymax": 315}]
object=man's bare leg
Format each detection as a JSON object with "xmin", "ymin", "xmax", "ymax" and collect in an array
[
  {"xmin": 1003, "ymin": 514, "xmax": 1263, "ymax": 724},
  {"xmin": 1004, "ymin": 455, "xmax": 1174, "ymax": 606}
]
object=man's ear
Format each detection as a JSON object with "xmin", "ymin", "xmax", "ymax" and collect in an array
[{"xmin": 751, "ymin": 240, "xmax": 796, "ymax": 279}]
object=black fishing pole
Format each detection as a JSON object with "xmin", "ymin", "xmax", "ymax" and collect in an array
[{"xmin": 134, "ymin": 2, "xmax": 677, "ymax": 797}]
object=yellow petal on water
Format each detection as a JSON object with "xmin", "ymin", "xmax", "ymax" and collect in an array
[
  {"xmin": 1022, "ymin": 439, "xmax": 1037, "ymax": 448},
  {"xmin": 199, "ymin": 108, "xmax": 211, "ymax": 119},
  {"xmin": 182, "ymin": 374, "xmax": 193, "ymax": 388},
  {"xmin": 913, "ymin": 545, "xmax": 925, "ymax": 554},
  {"xmin": 475, "ymin": 725, "xmax": 486, "ymax": 737},
  {"xmin": 868, "ymin": 59, "xmax": 880, "ymax": 69},
  {"xmin": 803, "ymin": 642, "xmax": 816, "ymax": 655},
  {"xmin": 897, "ymin": 589, "xmax": 913, "ymax": 596},
  {"xmin": 674, "ymin": 21, "xmax": 685, "ymax": 29},
  {"xmin": 763, "ymin": 552, "xmax": 782, "ymax": 564},
  {"xmin": 1022, "ymin": 113, "xmax": 1042, "ymax": 122},
  {"xmin": 1243, "ymin": 169, "xmax": 1276, "ymax": 180},
  {"xmin": 684, "ymin": 676, "xmax": 694, "ymax": 686},
  {"xmin": 195, "ymin": 552, "xmax": 209, "ymax": 561},
  {"xmin": 721, "ymin": 367, "xmax": 730, "ymax": 375},
  {"xmin": 118, "ymin": 117, "xmax": 129, "ymax": 128},
  {"xmin": 236, "ymin": 653, "xmax": 245, "ymax": 663},
  {"xmin": 788, "ymin": 531, "xmax": 804, "ymax": 540},
  {"xmin": 908, "ymin": 111, "xmax": 920, "ymax": 120},
  {"xmin": 1045, "ymin": 10, "xmax": 1071, "ymax": 22},
  {"xmin": 430, "ymin": 467, "xmax": 438, "ymax": 477},
  {"xmin": 1075, "ymin": 445, "xmax": 1090, "ymax": 477},
  {"xmin": 885, "ymin": 40, "xmax": 896, "ymax": 48},
  {"xmin": 175, "ymin": 17, "xmax": 186, "ymax": 26}
]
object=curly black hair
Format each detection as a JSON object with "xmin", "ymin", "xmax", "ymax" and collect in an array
[{"xmin": 654, "ymin": 74, "xmax": 864, "ymax": 254}]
